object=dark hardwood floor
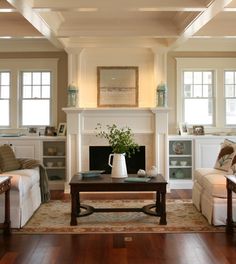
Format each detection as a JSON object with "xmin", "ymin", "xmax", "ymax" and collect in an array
[{"xmin": 0, "ymin": 190, "xmax": 235, "ymax": 264}]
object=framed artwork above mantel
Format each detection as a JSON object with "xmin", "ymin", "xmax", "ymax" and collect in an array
[{"xmin": 97, "ymin": 66, "xmax": 139, "ymax": 107}]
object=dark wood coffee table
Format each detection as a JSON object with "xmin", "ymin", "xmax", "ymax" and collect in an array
[
  {"xmin": 0, "ymin": 176, "xmax": 11, "ymax": 235},
  {"xmin": 70, "ymin": 174, "xmax": 167, "ymax": 226},
  {"xmin": 226, "ymin": 175, "xmax": 236, "ymax": 234}
]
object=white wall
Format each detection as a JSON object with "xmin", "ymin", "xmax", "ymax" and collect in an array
[{"xmin": 78, "ymin": 48, "xmax": 155, "ymax": 107}]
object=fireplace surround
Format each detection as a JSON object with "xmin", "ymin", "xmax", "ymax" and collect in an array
[{"xmin": 63, "ymin": 107, "xmax": 170, "ymax": 192}]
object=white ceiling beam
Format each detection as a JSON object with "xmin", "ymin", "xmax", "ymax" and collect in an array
[
  {"xmin": 57, "ymin": 22, "xmax": 178, "ymax": 38},
  {"xmin": 56, "ymin": 31, "xmax": 179, "ymax": 38},
  {"xmin": 169, "ymin": 0, "xmax": 234, "ymax": 50},
  {"xmin": 192, "ymin": 35, "xmax": 236, "ymax": 38},
  {"xmin": 60, "ymin": 37, "xmax": 168, "ymax": 49},
  {"xmin": 31, "ymin": 0, "xmax": 208, "ymax": 10},
  {"xmin": 32, "ymin": 7, "xmax": 206, "ymax": 12},
  {"xmin": 224, "ymin": 7, "xmax": 236, "ymax": 11},
  {"xmin": 6, "ymin": 0, "xmax": 64, "ymax": 49}
]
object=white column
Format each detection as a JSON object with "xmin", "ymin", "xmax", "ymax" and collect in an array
[
  {"xmin": 65, "ymin": 48, "xmax": 83, "ymax": 106},
  {"xmin": 63, "ymin": 107, "xmax": 83, "ymax": 193},
  {"xmin": 151, "ymin": 107, "xmax": 170, "ymax": 182},
  {"xmin": 151, "ymin": 46, "xmax": 167, "ymax": 86}
]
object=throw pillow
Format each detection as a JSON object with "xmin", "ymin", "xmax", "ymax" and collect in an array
[
  {"xmin": 214, "ymin": 139, "xmax": 236, "ymax": 172},
  {"xmin": 228, "ymin": 155, "xmax": 236, "ymax": 175},
  {"xmin": 18, "ymin": 158, "xmax": 40, "ymax": 169},
  {"xmin": 0, "ymin": 144, "xmax": 21, "ymax": 172}
]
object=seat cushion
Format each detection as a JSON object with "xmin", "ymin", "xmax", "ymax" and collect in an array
[
  {"xmin": 1, "ymin": 168, "xmax": 40, "ymax": 196},
  {"xmin": 201, "ymin": 173, "xmax": 229, "ymax": 198},
  {"xmin": 194, "ymin": 168, "xmax": 225, "ymax": 186},
  {"xmin": 8, "ymin": 168, "xmax": 40, "ymax": 185}
]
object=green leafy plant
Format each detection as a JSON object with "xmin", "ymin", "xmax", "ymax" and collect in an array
[{"xmin": 95, "ymin": 123, "xmax": 139, "ymax": 158}]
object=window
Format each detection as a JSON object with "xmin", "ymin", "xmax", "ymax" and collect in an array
[
  {"xmin": 0, "ymin": 58, "xmax": 57, "ymax": 129},
  {"xmin": 183, "ymin": 71, "xmax": 214, "ymax": 125},
  {"xmin": 20, "ymin": 71, "xmax": 52, "ymax": 126},
  {"xmin": 225, "ymin": 71, "xmax": 236, "ymax": 125},
  {"xmin": 0, "ymin": 72, "xmax": 10, "ymax": 126}
]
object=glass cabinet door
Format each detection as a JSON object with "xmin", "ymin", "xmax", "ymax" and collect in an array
[
  {"xmin": 169, "ymin": 140, "xmax": 192, "ymax": 180},
  {"xmin": 42, "ymin": 140, "xmax": 66, "ymax": 189}
]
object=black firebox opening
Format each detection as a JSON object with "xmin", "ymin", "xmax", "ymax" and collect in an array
[{"xmin": 89, "ymin": 146, "xmax": 145, "ymax": 174}]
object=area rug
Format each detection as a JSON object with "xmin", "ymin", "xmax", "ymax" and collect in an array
[{"xmin": 13, "ymin": 199, "xmax": 225, "ymax": 234}]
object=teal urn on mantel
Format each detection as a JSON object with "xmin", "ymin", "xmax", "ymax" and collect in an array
[
  {"xmin": 156, "ymin": 82, "xmax": 167, "ymax": 107},
  {"xmin": 67, "ymin": 83, "xmax": 78, "ymax": 107}
]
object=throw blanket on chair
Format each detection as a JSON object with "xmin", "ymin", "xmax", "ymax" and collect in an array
[{"xmin": 18, "ymin": 159, "xmax": 51, "ymax": 203}]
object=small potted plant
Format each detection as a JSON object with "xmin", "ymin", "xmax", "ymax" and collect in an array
[{"xmin": 95, "ymin": 123, "xmax": 139, "ymax": 178}]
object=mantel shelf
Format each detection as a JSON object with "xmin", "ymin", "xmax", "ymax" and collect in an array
[{"xmin": 62, "ymin": 107, "xmax": 171, "ymax": 114}]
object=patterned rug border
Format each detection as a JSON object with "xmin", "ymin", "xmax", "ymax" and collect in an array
[{"xmin": 13, "ymin": 199, "xmax": 225, "ymax": 234}]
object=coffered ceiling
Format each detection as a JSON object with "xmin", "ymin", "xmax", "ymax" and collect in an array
[{"xmin": 1, "ymin": 0, "xmax": 236, "ymax": 50}]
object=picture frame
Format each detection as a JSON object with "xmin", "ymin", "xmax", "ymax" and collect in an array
[
  {"xmin": 179, "ymin": 122, "xmax": 188, "ymax": 135},
  {"xmin": 97, "ymin": 66, "xmax": 138, "ymax": 107},
  {"xmin": 57, "ymin": 123, "xmax": 67, "ymax": 136},
  {"xmin": 193, "ymin": 125, "xmax": 205, "ymax": 135},
  {"xmin": 28, "ymin": 127, "xmax": 38, "ymax": 135},
  {"xmin": 44, "ymin": 126, "xmax": 56, "ymax": 136}
]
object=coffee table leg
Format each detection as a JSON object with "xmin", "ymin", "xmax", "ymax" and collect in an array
[
  {"xmin": 76, "ymin": 192, "xmax": 81, "ymax": 215},
  {"xmin": 156, "ymin": 191, "xmax": 160, "ymax": 212},
  {"xmin": 226, "ymin": 180, "xmax": 234, "ymax": 234},
  {"xmin": 4, "ymin": 188, "xmax": 11, "ymax": 235},
  {"xmin": 70, "ymin": 189, "xmax": 79, "ymax": 226},
  {"xmin": 159, "ymin": 191, "xmax": 167, "ymax": 225}
]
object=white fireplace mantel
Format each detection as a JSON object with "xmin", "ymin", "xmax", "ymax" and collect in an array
[{"xmin": 63, "ymin": 107, "xmax": 170, "ymax": 192}]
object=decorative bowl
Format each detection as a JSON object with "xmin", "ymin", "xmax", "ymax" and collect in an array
[
  {"xmin": 171, "ymin": 160, "xmax": 177, "ymax": 166},
  {"xmin": 46, "ymin": 162, "xmax": 54, "ymax": 167},
  {"xmin": 57, "ymin": 161, "xmax": 64, "ymax": 167},
  {"xmin": 180, "ymin": 161, "xmax": 187, "ymax": 166}
]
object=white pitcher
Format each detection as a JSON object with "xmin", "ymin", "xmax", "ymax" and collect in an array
[{"xmin": 108, "ymin": 153, "xmax": 128, "ymax": 178}]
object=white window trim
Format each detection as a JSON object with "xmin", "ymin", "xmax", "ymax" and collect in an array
[
  {"xmin": 0, "ymin": 58, "xmax": 58, "ymax": 129},
  {"xmin": 224, "ymin": 70, "xmax": 236, "ymax": 127},
  {"xmin": 176, "ymin": 57, "xmax": 236, "ymax": 131},
  {"xmin": 0, "ymin": 71, "xmax": 10, "ymax": 126}
]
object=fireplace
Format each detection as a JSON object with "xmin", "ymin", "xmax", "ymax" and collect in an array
[
  {"xmin": 89, "ymin": 146, "xmax": 146, "ymax": 174},
  {"xmin": 63, "ymin": 107, "xmax": 169, "ymax": 192}
]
